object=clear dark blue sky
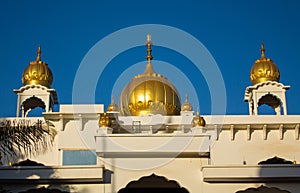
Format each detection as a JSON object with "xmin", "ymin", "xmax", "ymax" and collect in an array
[{"xmin": 1, "ymin": 0, "xmax": 300, "ymax": 116}]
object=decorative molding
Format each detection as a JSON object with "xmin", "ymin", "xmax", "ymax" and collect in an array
[
  {"xmin": 279, "ymin": 124, "xmax": 284, "ymax": 140},
  {"xmin": 215, "ymin": 125, "xmax": 219, "ymax": 140},
  {"xmin": 230, "ymin": 125, "xmax": 235, "ymax": 141},
  {"xmin": 202, "ymin": 165, "xmax": 300, "ymax": 183},
  {"xmin": 246, "ymin": 125, "xmax": 251, "ymax": 140},
  {"xmin": 263, "ymin": 124, "xmax": 267, "ymax": 140},
  {"xmin": 295, "ymin": 124, "xmax": 299, "ymax": 140}
]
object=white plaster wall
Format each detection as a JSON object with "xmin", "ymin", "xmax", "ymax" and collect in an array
[
  {"xmin": 211, "ymin": 128, "xmax": 300, "ymax": 165},
  {"xmin": 101, "ymin": 157, "xmax": 205, "ymax": 193}
]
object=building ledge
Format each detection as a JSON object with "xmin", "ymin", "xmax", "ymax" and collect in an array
[
  {"xmin": 95, "ymin": 134, "xmax": 211, "ymax": 158},
  {"xmin": 202, "ymin": 164, "xmax": 300, "ymax": 182},
  {"xmin": 0, "ymin": 165, "xmax": 104, "ymax": 184}
]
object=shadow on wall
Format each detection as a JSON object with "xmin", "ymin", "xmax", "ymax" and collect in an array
[
  {"xmin": 2, "ymin": 159, "xmax": 71, "ymax": 193},
  {"xmin": 19, "ymin": 187, "xmax": 69, "ymax": 193},
  {"xmin": 236, "ymin": 186, "xmax": 290, "ymax": 193},
  {"xmin": 118, "ymin": 173, "xmax": 189, "ymax": 193},
  {"xmin": 236, "ymin": 156, "xmax": 296, "ymax": 193}
]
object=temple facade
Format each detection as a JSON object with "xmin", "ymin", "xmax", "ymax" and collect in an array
[{"xmin": 0, "ymin": 37, "xmax": 299, "ymax": 193}]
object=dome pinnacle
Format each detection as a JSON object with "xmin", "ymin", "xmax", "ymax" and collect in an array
[
  {"xmin": 146, "ymin": 34, "xmax": 153, "ymax": 62},
  {"xmin": 143, "ymin": 34, "xmax": 155, "ymax": 74},
  {"xmin": 107, "ymin": 94, "xmax": 119, "ymax": 112},
  {"xmin": 36, "ymin": 45, "xmax": 42, "ymax": 62},
  {"xmin": 181, "ymin": 94, "xmax": 193, "ymax": 111},
  {"xmin": 260, "ymin": 43, "xmax": 266, "ymax": 59}
]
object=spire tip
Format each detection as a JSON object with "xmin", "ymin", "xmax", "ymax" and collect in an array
[{"xmin": 36, "ymin": 45, "xmax": 42, "ymax": 62}]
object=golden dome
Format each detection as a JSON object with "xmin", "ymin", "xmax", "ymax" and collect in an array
[
  {"xmin": 22, "ymin": 46, "xmax": 53, "ymax": 88},
  {"xmin": 107, "ymin": 95, "xmax": 119, "ymax": 112},
  {"xmin": 181, "ymin": 94, "xmax": 193, "ymax": 111},
  {"xmin": 191, "ymin": 112, "xmax": 206, "ymax": 127},
  {"xmin": 250, "ymin": 43, "xmax": 280, "ymax": 85},
  {"xmin": 119, "ymin": 35, "xmax": 181, "ymax": 116}
]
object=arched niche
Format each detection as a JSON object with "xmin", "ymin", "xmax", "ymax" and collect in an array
[
  {"xmin": 118, "ymin": 173, "xmax": 189, "ymax": 193},
  {"xmin": 21, "ymin": 96, "xmax": 46, "ymax": 117},
  {"xmin": 257, "ymin": 93, "xmax": 282, "ymax": 115},
  {"xmin": 236, "ymin": 185, "xmax": 290, "ymax": 193}
]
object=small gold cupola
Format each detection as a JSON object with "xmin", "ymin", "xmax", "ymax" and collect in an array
[
  {"xmin": 192, "ymin": 111, "xmax": 206, "ymax": 127},
  {"xmin": 107, "ymin": 95, "xmax": 119, "ymax": 112},
  {"xmin": 181, "ymin": 94, "xmax": 193, "ymax": 111},
  {"xmin": 22, "ymin": 45, "xmax": 53, "ymax": 88},
  {"xmin": 250, "ymin": 43, "xmax": 280, "ymax": 85},
  {"xmin": 98, "ymin": 112, "xmax": 111, "ymax": 127}
]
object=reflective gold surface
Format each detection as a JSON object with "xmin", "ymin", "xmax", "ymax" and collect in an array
[
  {"xmin": 99, "ymin": 112, "xmax": 111, "ymax": 127},
  {"xmin": 181, "ymin": 94, "xmax": 193, "ymax": 111},
  {"xmin": 191, "ymin": 112, "xmax": 206, "ymax": 127},
  {"xmin": 250, "ymin": 43, "xmax": 280, "ymax": 85},
  {"xmin": 119, "ymin": 35, "xmax": 181, "ymax": 116},
  {"xmin": 107, "ymin": 95, "xmax": 119, "ymax": 112},
  {"xmin": 22, "ymin": 45, "xmax": 53, "ymax": 88}
]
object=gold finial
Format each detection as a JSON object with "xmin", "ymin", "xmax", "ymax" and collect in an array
[
  {"xmin": 181, "ymin": 94, "xmax": 193, "ymax": 111},
  {"xmin": 146, "ymin": 34, "xmax": 153, "ymax": 62},
  {"xmin": 107, "ymin": 94, "xmax": 119, "ymax": 112},
  {"xmin": 111, "ymin": 95, "xmax": 115, "ymax": 104},
  {"xmin": 185, "ymin": 94, "xmax": 188, "ymax": 102},
  {"xmin": 260, "ymin": 43, "xmax": 266, "ymax": 59},
  {"xmin": 36, "ymin": 45, "xmax": 42, "ymax": 62}
]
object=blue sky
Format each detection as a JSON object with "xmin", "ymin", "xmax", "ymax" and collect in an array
[{"xmin": 1, "ymin": 0, "xmax": 300, "ymax": 116}]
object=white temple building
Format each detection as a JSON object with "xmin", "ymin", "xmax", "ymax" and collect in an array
[{"xmin": 0, "ymin": 37, "xmax": 299, "ymax": 193}]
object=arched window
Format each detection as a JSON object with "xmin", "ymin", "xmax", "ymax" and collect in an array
[
  {"xmin": 118, "ymin": 173, "xmax": 189, "ymax": 193},
  {"xmin": 236, "ymin": 185, "xmax": 290, "ymax": 193},
  {"xmin": 258, "ymin": 94, "xmax": 282, "ymax": 115},
  {"xmin": 21, "ymin": 96, "xmax": 46, "ymax": 117}
]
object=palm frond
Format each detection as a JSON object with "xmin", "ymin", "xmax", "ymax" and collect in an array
[{"xmin": 0, "ymin": 119, "xmax": 56, "ymax": 160}]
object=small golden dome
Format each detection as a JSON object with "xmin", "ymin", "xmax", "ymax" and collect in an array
[
  {"xmin": 99, "ymin": 112, "xmax": 111, "ymax": 127},
  {"xmin": 191, "ymin": 112, "xmax": 206, "ymax": 127},
  {"xmin": 250, "ymin": 43, "xmax": 280, "ymax": 85},
  {"xmin": 107, "ymin": 95, "xmax": 119, "ymax": 112},
  {"xmin": 119, "ymin": 35, "xmax": 181, "ymax": 116},
  {"xmin": 22, "ymin": 46, "xmax": 53, "ymax": 88},
  {"xmin": 181, "ymin": 94, "xmax": 193, "ymax": 111}
]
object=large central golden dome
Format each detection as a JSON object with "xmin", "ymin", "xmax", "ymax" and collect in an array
[
  {"xmin": 22, "ymin": 46, "xmax": 53, "ymax": 88},
  {"xmin": 250, "ymin": 43, "xmax": 280, "ymax": 85},
  {"xmin": 119, "ymin": 35, "xmax": 181, "ymax": 116}
]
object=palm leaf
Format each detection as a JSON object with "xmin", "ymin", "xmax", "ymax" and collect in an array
[{"xmin": 0, "ymin": 119, "xmax": 56, "ymax": 161}]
